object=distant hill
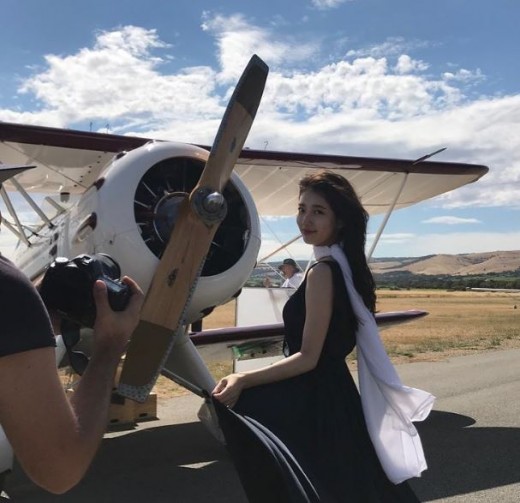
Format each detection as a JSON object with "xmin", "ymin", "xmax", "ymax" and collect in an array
[
  {"xmin": 247, "ymin": 251, "xmax": 520, "ymax": 289},
  {"xmin": 370, "ymin": 250, "xmax": 520, "ymax": 276}
]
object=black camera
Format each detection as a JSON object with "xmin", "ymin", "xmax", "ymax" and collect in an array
[{"xmin": 39, "ymin": 253, "xmax": 131, "ymax": 327}]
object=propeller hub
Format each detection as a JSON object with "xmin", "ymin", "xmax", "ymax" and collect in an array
[
  {"xmin": 203, "ymin": 192, "xmax": 225, "ymax": 212},
  {"xmin": 191, "ymin": 187, "xmax": 228, "ymax": 224}
]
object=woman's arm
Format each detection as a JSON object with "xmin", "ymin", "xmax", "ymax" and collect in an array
[
  {"xmin": 0, "ymin": 277, "xmax": 143, "ymax": 494},
  {"xmin": 213, "ymin": 262, "xmax": 334, "ymax": 407}
]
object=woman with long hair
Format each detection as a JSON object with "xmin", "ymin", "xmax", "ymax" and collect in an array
[{"xmin": 213, "ymin": 170, "xmax": 433, "ymax": 502}]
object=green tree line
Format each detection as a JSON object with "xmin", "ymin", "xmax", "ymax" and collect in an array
[{"xmin": 374, "ymin": 271, "xmax": 520, "ymax": 290}]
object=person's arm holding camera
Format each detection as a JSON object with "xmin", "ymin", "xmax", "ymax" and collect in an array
[{"xmin": 0, "ymin": 264, "xmax": 143, "ymax": 494}]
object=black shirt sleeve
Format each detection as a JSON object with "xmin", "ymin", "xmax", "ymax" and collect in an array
[{"xmin": 0, "ymin": 256, "xmax": 56, "ymax": 357}]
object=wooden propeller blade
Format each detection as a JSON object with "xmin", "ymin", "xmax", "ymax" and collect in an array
[
  {"xmin": 196, "ymin": 54, "xmax": 269, "ymax": 194},
  {"xmin": 118, "ymin": 55, "xmax": 269, "ymax": 402}
]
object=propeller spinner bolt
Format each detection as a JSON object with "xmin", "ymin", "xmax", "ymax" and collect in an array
[
  {"xmin": 192, "ymin": 187, "xmax": 227, "ymax": 224},
  {"xmin": 203, "ymin": 192, "xmax": 225, "ymax": 212}
]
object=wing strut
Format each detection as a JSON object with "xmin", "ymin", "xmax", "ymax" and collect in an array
[
  {"xmin": 0, "ymin": 187, "xmax": 30, "ymax": 246},
  {"xmin": 258, "ymin": 234, "xmax": 302, "ymax": 263},
  {"xmin": 0, "ymin": 219, "xmax": 23, "ymax": 241},
  {"xmin": 9, "ymin": 178, "xmax": 55, "ymax": 229},
  {"xmin": 366, "ymin": 147, "xmax": 447, "ymax": 260},
  {"xmin": 44, "ymin": 196, "xmax": 67, "ymax": 215},
  {"xmin": 366, "ymin": 172, "xmax": 409, "ymax": 260}
]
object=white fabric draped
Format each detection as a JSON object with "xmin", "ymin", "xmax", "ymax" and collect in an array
[{"xmin": 313, "ymin": 244, "xmax": 435, "ymax": 484}]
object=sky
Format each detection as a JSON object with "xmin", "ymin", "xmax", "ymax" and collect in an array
[{"xmin": 1, "ymin": 0, "xmax": 519, "ymax": 260}]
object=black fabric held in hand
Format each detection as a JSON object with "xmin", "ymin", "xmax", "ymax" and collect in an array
[{"xmin": 211, "ymin": 397, "xmax": 319, "ymax": 503}]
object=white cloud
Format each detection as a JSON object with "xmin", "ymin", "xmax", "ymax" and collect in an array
[
  {"xmin": 346, "ymin": 37, "xmax": 431, "ymax": 59},
  {"xmin": 311, "ymin": 0, "xmax": 349, "ymax": 9},
  {"xmin": 443, "ymin": 68, "xmax": 485, "ymax": 84},
  {"xmin": 422, "ymin": 216, "xmax": 481, "ymax": 225},
  {"xmin": 258, "ymin": 51, "xmax": 466, "ymax": 128},
  {"xmin": 1, "ymin": 15, "xmax": 519, "ymax": 215},
  {"xmin": 394, "ymin": 55, "xmax": 429, "ymax": 74},
  {"xmin": 373, "ymin": 231, "xmax": 520, "ymax": 258},
  {"xmin": 259, "ymin": 237, "xmax": 313, "ymax": 263},
  {"xmin": 368, "ymin": 233, "xmax": 416, "ymax": 246},
  {"xmin": 261, "ymin": 215, "xmax": 293, "ymax": 223},
  {"xmin": 7, "ymin": 26, "xmax": 222, "ymax": 141},
  {"xmin": 201, "ymin": 12, "xmax": 318, "ymax": 82}
]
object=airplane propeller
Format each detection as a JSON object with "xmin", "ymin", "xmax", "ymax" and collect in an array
[{"xmin": 118, "ymin": 55, "xmax": 269, "ymax": 402}]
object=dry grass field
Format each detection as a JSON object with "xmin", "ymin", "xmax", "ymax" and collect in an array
[
  {"xmin": 376, "ymin": 289, "xmax": 520, "ymax": 361},
  {"xmin": 202, "ymin": 288, "xmax": 520, "ymax": 361},
  {"xmin": 152, "ymin": 288, "xmax": 520, "ymax": 398}
]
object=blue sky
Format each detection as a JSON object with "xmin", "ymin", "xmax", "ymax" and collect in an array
[{"xmin": 1, "ymin": 0, "xmax": 519, "ymax": 259}]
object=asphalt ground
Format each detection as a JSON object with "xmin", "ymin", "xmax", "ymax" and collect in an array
[{"xmin": 3, "ymin": 348, "xmax": 520, "ymax": 502}]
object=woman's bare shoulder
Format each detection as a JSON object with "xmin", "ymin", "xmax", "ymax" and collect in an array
[{"xmin": 307, "ymin": 261, "xmax": 333, "ymax": 286}]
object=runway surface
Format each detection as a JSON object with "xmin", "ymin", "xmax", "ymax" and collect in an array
[{"xmin": 3, "ymin": 348, "xmax": 520, "ymax": 502}]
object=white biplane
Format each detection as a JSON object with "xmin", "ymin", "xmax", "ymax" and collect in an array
[{"xmin": 0, "ymin": 120, "xmax": 488, "ymax": 475}]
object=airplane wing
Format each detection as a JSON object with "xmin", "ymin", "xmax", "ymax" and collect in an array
[
  {"xmin": 189, "ymin": 309, "xmax": 428, "ymax": 366},
  {"xmin": 0, "ymin": 120, "xmax": 488, "ymax": 384},
  {"xmin": 0, "ymin": 122, "xmax": 148, "ymax": 195},
  {"xmin": 0, "ymin": 121, "xmax": 488, "ymax": 216},
  {"xmin": 234, "ymin": 150, "xmax": 488, "ymax": 216}
]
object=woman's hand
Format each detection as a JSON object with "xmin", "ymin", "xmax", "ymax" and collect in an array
[
  {"xmin": 212, "ymin": 373, "xmax": 246, "ymax": 408},
  {"xmin": 91, "ymin": 276, "xmax": 144, "ymax": 358}
]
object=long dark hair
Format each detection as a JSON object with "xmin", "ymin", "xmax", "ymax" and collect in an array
[{"xmin": 299, "ymin": 170, "xmax": 376, "ymax": 312}]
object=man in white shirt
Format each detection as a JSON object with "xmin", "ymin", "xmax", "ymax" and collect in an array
[{"xmin": 279, "ymin": 258, "xmax": 304, "ymax": 289}]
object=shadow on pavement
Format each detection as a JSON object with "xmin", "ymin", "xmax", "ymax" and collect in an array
[
  {"xmin": 4, "ymin": 421, "xmax": 248, "ymax": 503},
  {"xmin": 410, "ymin": 410, "xmax": 520, "ymax": 501},
  {"xmin": 4, "ymin": 410, "xmax": 519, "ymax": 502}
]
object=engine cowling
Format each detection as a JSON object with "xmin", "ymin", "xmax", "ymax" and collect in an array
[{"xmin": 65, "ymin": 141, "xmax": 260, "ymax": 324}]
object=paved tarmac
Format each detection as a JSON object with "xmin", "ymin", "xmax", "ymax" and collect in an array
[{"xmin": 3, "ymin": 348, "xmax": 520, "ymax": 502}]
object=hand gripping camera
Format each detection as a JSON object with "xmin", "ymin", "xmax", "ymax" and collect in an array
[{"xmin": 39, "ymin": 253, "xmax": 131, "ymax": 328}]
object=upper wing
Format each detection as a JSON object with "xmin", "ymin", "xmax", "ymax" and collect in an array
[
  {"xmin": 0, "ymin": 122, "xmax": 149, "ymax": 195},
  {"xmin": 234, "ymin": 149, "xmax": 488, "ymax": 216},
  {"xmin": 0, "ymin": 121, "xmax": 488, "ymax": 215}
]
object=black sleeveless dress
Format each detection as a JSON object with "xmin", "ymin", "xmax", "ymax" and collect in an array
[{"xmin": 234, "ymin": 260, "xmax": 420, "ymax": 502}]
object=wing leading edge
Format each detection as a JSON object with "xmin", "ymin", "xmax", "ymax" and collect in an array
[{"xmin": 0, "ymin": 121, "xmax": 488, "ymax": 217}]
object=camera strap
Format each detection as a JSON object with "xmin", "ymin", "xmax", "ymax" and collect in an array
[{"xmin": 60, "ymin": 319, "xmax": 90, "ymax": 376}]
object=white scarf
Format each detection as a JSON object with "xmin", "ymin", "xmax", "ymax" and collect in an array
[{"xmin": 314, "ymin": 244, "xmax": 435, "ymax": 484}]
